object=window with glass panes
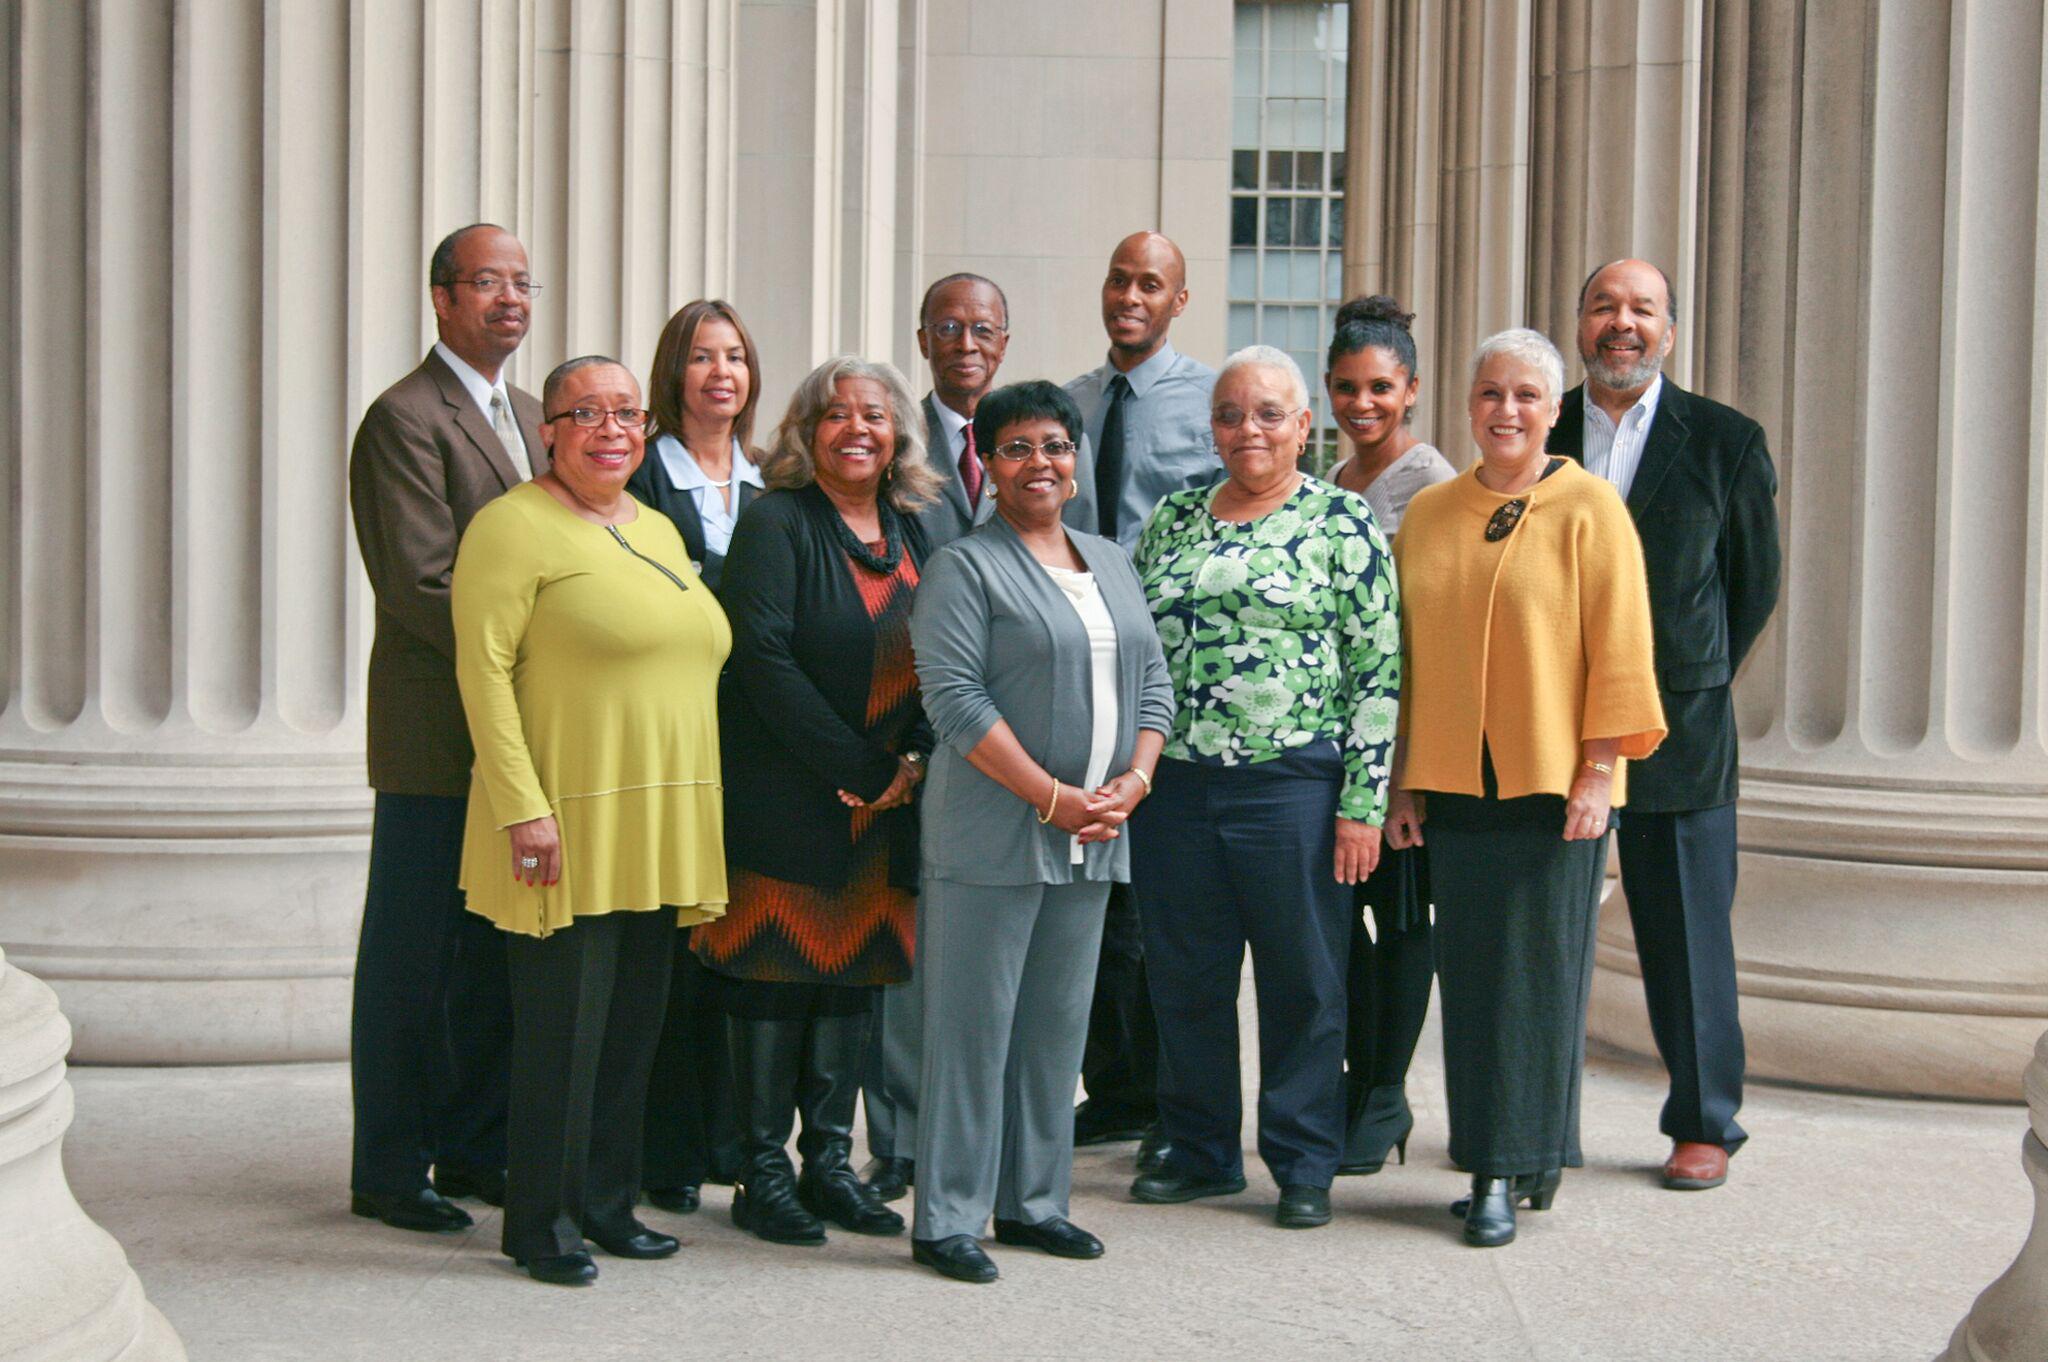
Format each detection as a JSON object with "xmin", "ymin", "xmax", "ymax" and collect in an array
[{"xmin": 1230, "ymin": 2, "xmax": 1348, "ymax": 467}]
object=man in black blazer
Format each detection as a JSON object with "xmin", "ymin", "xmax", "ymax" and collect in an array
[
  {"xmin": 1548, "ymin": 259, "xmax": 1782, "ymax": 1192},
  {"xmin": 860, "ymin": 272, "xmax": 1013, "ymax": 1203}
]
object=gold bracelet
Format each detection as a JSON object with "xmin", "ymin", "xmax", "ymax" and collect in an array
[
  {"xmin": 1038, "ymin": 778, "xmax": 1061, "ymax": 824},
  {"xmin": 1128, "ymin": 767, "xmax": 1153, "ymax": 793},
  {"xmin": 1581, "ymin": 759, "xmax": 1614, "ymax": 777}
]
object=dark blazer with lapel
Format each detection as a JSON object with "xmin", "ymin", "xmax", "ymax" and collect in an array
[
  {"xmin": 625, "ymin": 437, "xmax": 763, "ymax": 590},
  {"xmin": 349, "ymin": 349, "xmax": 545, "ymax": 796},
  {"xmin": 1549, "ymin": 379, "xmax": 1782, "ymax": 811},
  {"xmin": 716, "ymin": 485, "xmax": 936, "ymax": 891},
  {"xmin": 913, "ymin": 395, "xmax": 995, "ymax": 550}
]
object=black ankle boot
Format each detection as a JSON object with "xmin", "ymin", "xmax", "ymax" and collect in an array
[
  {"xmin": 1461, "ymin": 1175, "xmax": 1517, "ymax": 1247},
  {"xmin": 796, "ymin": 1013, "xmax": 904, "ymax": 1236},
  {"xmin": 1337, "ymin": 1082, "xmax": 1415, "ymax": 1175},
  {"xmin": 728, "ymin": 1018, "xmax": 826, "ymax": 1246}
]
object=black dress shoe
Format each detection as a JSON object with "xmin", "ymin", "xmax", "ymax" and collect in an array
[
  {"xmin": 587, "ymin": 1224, "xmax": 680, "ymax": 1259},
  {"xmin": 1460, "ymin": 1175, "xmax": 1517, "ymax": 1247},
  {"xmin": 644, "ymin": 1185, "xmax": 702, "ymax": 1215},
  {"xmin": 912, "ymin": 1235, "xmax": 998, "ymax": 1283},
  {"xmin": 1130, "ymin": 1167, "xmax": 1248, "ymax": 1204},
  {"xmin": 351, "ymin": 1188, "xmax": 473, "ymax": 1233},
  {"xmin": 517, "ymin": 1251, "xmax": 598, "ymax": 1286},
  {"xmin": 799, "ymin": 1168, "xmax": 905, "ymax": 1236},
  {"xmin": 1275, "ymin": 1184, "xmax": 1332, "ymax": 1229},
  {"xmin": 993, "ymin": 1216, "xmax": 1104, "ymax": 1259},
  {"xmin": 1135, "ymin": 1128, "xmax": 1173, "ymax": 1174},
  {"xmin": 1073, "ymin": 1101, "xmax": 1153, "ymax": 1146},
  {"xmin": 433, "ymin": 1165, "xmax": 507, "ymax": 1207},
  {"xmin": 860, "ymin": 1155, "xmax": 914, "ymax": 1202}
]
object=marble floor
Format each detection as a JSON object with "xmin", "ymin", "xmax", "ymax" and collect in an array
[{"xmin": 65, "ymin": 993, "xmax": 2026, "ymax": 1361}]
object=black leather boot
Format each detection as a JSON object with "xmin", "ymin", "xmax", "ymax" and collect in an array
[
  {"xmin": 1337, "ymin": 1082, "xmax": 1414, "ymax": 1175},
  {"xmin": 796, "ymin": 1013, "xmax": 904, "ymax": 1236},
  {"xmin": 1461, "ymin": 1174, "xmax": 1517, "ymax": 1247},
  {"xmin": 728, "ymin": 1018, "xmax": 826, "ymax": 1246}
]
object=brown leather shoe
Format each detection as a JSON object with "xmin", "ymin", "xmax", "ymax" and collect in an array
[{"xmin": 1662, "ymin": 1141, "xmax": 1729, "ymax": 1190}]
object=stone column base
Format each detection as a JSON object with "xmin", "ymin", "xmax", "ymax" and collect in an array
[
  {"xmin": 0, "ymin": 947, "xmax": 186, "ymax": 1359},
  {"xmin": 1938, "ymin": 1030, "xmax": 2048, "ymax": 1361}
]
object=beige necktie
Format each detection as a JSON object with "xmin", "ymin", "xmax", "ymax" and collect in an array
[{"xmin": 490, "ymin": 390, "xmax": 534, "ymax": 481}]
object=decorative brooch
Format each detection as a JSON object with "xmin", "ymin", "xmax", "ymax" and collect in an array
[{"xmin": 1484, "ymin": 499, "xmax": 1528, "ymax": 542}]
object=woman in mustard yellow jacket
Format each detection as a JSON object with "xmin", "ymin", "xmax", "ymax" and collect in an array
[{"xmin": 1386, "ymin": 329, "xmax": 1664, "ymax": 1250}]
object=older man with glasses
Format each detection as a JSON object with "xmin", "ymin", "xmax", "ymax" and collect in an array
[{"xmin": 346, "ymin": 222, "xmax": 543, "ymax": 1235}]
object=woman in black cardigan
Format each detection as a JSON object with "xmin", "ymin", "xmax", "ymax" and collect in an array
[{"xmin": 692, "ymin": 355, "xmax": 943, "ymax": 1247}]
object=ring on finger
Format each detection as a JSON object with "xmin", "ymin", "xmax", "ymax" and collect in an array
[{"xmin": 519, "ymin": 855, "xmax": 540, "ymax": 870}]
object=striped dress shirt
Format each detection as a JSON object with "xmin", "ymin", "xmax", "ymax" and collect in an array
[{"xmin": 1580, "ymin": 373, "xmax": 1664, "ymax": 503}]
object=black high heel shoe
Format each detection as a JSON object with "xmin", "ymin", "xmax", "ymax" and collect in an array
[
  {"xmin": 1450, "ymin": 1168, "xmax": 1561, "ymax": 1247},
  {"xmin": 1337, "ymin": 1083, "xmax": 1414, "ymax": 1175}
]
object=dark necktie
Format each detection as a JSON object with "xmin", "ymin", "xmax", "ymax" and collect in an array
[
  {"xmin": 958, "ymin": 422, "xmax": 982, "ymax": 504},
  {"xmin": 1094, "ymin": 374, "xmax": 1131, "ymax": 538}
]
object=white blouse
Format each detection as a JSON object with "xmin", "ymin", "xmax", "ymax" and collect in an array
[{"xmin": 1044, "ymin": 564, "xmax": 1120, "ymax": 864}]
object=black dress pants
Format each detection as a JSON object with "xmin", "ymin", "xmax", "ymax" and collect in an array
[
  {"xmin": 641, "ymin": 934, "xmax": 742, "ymax": 1190},
  {"xmin": 1615, "ymin": 803, "xmax": 1748, "ymax": 1151},
  {"xmin": 1132, "ymin": 747, "xmax": 1350, "ymax": 1188},
  {"xmin": 503, "ymin": 908, "xmax": 676, "ymax": 1261},
  {"xmin": 1077, "ymin": 881, "xmax": 1159, "ymax": 1123},
  {"xmin": 350, "ymin": 792, "xmax": 512, "ymax": 1196}
]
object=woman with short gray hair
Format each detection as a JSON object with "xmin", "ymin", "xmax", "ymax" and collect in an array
[{"xmin": 1127, "ymin": 344, "xmax": 1402, "ymax": 1231}]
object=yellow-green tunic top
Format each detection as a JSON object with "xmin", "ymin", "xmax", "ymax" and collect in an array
[{"xmin": 452, "ymin": 481, "xmax": 731, "ymax": 936}]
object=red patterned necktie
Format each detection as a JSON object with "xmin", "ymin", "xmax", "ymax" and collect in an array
[{"xmin": 959, "ymin": 422, "xmax": 983, "ymax": 503}]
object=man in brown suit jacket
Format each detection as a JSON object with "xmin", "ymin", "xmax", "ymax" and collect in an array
[{"xmin": 347, "ymin": 223, "xmax": 546, "ymax": 1233}]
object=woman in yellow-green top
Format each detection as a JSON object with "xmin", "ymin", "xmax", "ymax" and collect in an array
[
  {"xmin": 1384, "ymin": 329, "xmax": 1664, "ymax": 1252},
  {"xmin": 452, "ymin": 355, "xmax": 729, "ymax": 1288}
]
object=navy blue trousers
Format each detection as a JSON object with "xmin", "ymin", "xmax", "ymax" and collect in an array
[
  {"xmin": 1616, "ymin": 803, "xmax": 1748, "ymax": 1151},
  {"xmin": 1131, "ymin": 747, "xmax": 1350, "ymax": 1188},
  {"xmin": 349, "ymin": 792, "xmax": 513, "ymax": 1196}
]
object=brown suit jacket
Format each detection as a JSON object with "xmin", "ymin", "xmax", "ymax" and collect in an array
[{"xmin": 350, "ymin": 348, "xmax": 546, "ymax": 795}]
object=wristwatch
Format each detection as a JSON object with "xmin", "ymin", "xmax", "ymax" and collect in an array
[{"xmin": 901, "ymin": 751, "xmax": 926, "ymax": 776}]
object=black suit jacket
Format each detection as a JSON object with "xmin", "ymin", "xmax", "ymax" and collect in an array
[
  {"xmin": 913, "ymin": 395, "xmax": 995, "ymax": 549},
  {"xmin": 625, "ymin": 438, "xmax": 762, "ymax": 590},
  {"xmin": 1549, "ymin": 380, "xmax": 1782, "ymax": 812}
]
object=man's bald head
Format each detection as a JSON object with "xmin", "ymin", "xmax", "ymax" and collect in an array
[{"xmin": 1101, "ymin": 232, "xmax": 1191, "ymax": 368}]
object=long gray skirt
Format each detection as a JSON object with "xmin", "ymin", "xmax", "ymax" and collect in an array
[{"xmin": 1426, "ymin": 788, "xmax": 1607, "ymax": 1176}]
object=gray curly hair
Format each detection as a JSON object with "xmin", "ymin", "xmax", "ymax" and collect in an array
[{"xmin": 757, "ymin": 356, "xmax": 941, "ymax": 513}]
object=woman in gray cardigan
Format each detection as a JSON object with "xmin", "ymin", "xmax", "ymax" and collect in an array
[{"xmin": 906, "ymin": 381, "xmax": 1173, "ymax": 1284}]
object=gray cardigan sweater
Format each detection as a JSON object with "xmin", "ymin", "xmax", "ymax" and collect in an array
[{"xmin": 909, "ymin": 516, "xmax": 1174, "ymax": 886}]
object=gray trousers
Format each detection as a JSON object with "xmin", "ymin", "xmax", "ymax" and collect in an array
[
  {"xmin": 862, "ymin": 895, "xmax": 923, "ymax": 1160},
  {"xmin": 912, "ymin": 877, "xmax": 1111, "ymax": 1241}
]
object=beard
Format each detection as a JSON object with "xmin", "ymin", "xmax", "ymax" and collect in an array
[{"xmin": 1584, "ymin": 340, "xmax": 1664, "ymax": 392}]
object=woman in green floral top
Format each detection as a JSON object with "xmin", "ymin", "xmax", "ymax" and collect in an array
[{"xmin": 1126, "ymin": 345, "xmax": 1400, "ymax": 1231}]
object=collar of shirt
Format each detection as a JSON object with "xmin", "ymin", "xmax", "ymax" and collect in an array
[
  {"xmin": 929, "ymin": 394, "xmax": 972, "ymax": 459},
  {"xmin": 433, "ymin": 340, "xmax": 513, "ymax": 422},
  {"xmin": 1584, "ymin": 371, "xmax": 1664, "ymax": 441},
  {"xmin": 1100, "ymin": 339, "xmax": 1181, "ymax": 401},
  {"xmin": 655, "ymin": 433, "xmax": 762, "ymax": 494}
]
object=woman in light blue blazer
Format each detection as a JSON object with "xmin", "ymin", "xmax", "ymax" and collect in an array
[{"xmin": 906, "ymin": 381, "xmax": 1173, "ymax": 1284}]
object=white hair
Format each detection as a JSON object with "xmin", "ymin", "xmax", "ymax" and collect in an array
[
  {"xmin": 1216, "ymin": 344, "xmax": 1309, "ymax": 408},
  {"xmin": 1469, "ymin": 328, "xmax": 1566, "ymax": 403}
]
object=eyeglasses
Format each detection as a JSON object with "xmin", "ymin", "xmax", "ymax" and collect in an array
[
  {"xmin": 924, "ymin": 319, "xmax": 1006, "ymax": 344},
  {"xmin": 1213, "ymin": 405, "xmax": 1302, "ymax": 431},
  {"xmin": 990, "ymin": 438, "xmax": 1078, "ymax": 461},
  {"xmin": 544, "ymin": 406, "xmax": 649, "ymax": 428},
  {"xmin": 444, "ymin": 274, "xmax": 542, "ymax": 297}
]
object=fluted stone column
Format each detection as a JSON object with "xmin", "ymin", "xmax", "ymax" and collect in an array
[
  {"xmin": 1586, "ymin": 0, "xmax": 2048, "ymax": 1101},
  {"xmin": 1941, "ymin": 1030, "xmax": 2048, "ymax": 1360},
  {"xmin": 0, "ymin": 947, "xmax": 184, "ymax": 1359},
  {"xmin": 0, "ymin": 0, "xmax": 736, "ymax": 1062},
  {"xmin": 1347, "ymin": 0, "xmax": 2048, "ymax": 1098}
]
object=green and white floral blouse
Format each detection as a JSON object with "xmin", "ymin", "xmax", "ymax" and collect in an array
[{"xmin": 1134, "ymin": 476, "xmax": 1401, "ymax": 824}]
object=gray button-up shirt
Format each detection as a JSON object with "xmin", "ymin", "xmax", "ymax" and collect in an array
[{"xmin": 1064, "ymin": 342, "xmax": 1219, "ymax": 551}]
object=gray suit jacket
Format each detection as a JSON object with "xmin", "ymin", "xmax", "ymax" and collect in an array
[
  {"xmin": 913, "ymin": 394, "xmax": 996, "ymax": 549},
  {"xmin": 910, "ymin": 516, "xmax": 1174, "ymax": 886},
  {"xmin": 349, "ymin": 349, "xmax": 545, "ymax": 795}
]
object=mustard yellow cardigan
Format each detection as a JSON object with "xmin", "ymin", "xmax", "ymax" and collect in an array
[{"xmin": 1393, "ymin": 459, "xmax": 1665, "ymax": 803}]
